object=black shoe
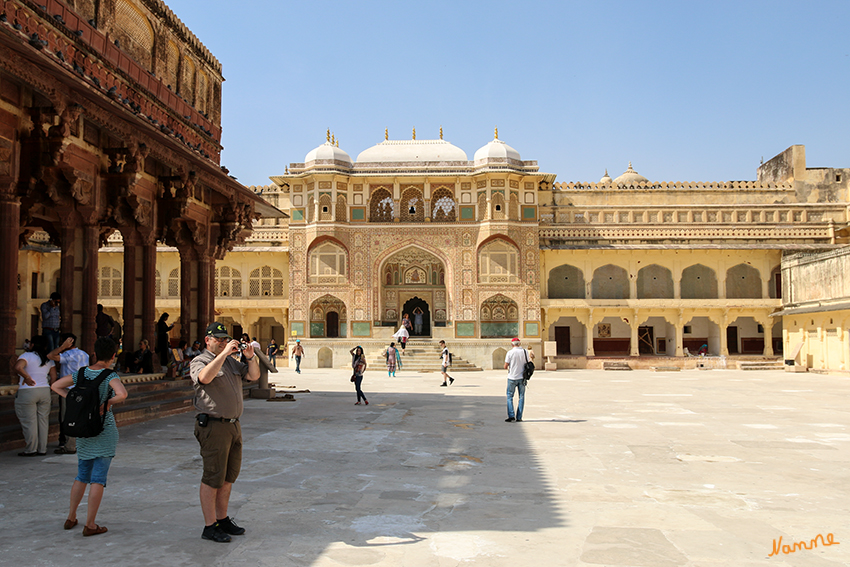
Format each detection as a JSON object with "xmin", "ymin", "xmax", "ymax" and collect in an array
[
  {"xmin": 17, "ymin": 452, "xmax": 38, "ymax": 457},
  {"xmin": 216, "ymin": 516, "xmax": 245, "ymax": 536},
  {"xmin": 449, "ymin": 377, "xmax": 454, "ymax": 385},
  {"xmin": 440, "ymin": 382, "xmax": 447, "ymax": 387},
  {"xmin": 202, "ymin": 524, "xmax": 232, "ymax": 543},
  {"xmin": 515, "ymin": 418, "xmax": 523, "ymax": 422},
  {"xmin": 505, "ymin": 417, "xmax": 516, "ymax": 422}
]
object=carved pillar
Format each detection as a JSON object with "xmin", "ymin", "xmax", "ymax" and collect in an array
[
  {"xmin": 121, "ymin": 231, "xmax": 137, "ymax": 351},
  {"xmin": 141, "ymin": 239, "xmax": 157, "ymax": 349},
  {"xmin": 629, "ymin": 315, "xmax": 640, "ymax": 357},
  {"xmin": 198, "ymin": 252, "xmax": 212, "ymax": 334},
  {"xmin": 586, "ymin": 309, "xmax": 595, "ymax": 357},
  {"xmin": 81, "ymin": 224, "xmax": 99, "ymax": 354},
  {"xmin": 719, "ymin": 311, "xmax": 729, "ymax": 356},
  {"xmin": 208, "ymin": 255, "xmax": 216, "ymax": 325},
  {"xmin": 0, "ymin": 194, "xmax": 20, "ymax": 383},
  {"xmin": 178, "ymin": 246, "xmax": 198, "ymax": 344},
  {"xmin": 59, "ymin": 222, "xmax": 78, "ymax": 336}
]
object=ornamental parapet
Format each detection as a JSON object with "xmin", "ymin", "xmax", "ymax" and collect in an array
[{"xmin": 554, "ymin": 180, "xmax": 795, "ymax": 191}]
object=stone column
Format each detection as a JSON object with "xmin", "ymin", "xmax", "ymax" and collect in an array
[
  {"xmin": 675, "ymin": 310, "xmax": 684, "ymax": 357},
  {"xmin": 719, "ymin": 311, "xmax": 729, "ymax": 356},
  {"xmin": 179, "ymin": 246, "xmax": 195, "ymax": 344},
  {"xmin": 142, "ymin": 240, "xmax": 157, "ymax": 350},
  {"xmin": 121, "ymin": 231, "xmax": 138, "ymax": 351},
  {"xmin": 81, "ymin": 225, "xmax": 99, "ymax": 354},
  {"xmin": 198, "ymin": 252, "xmax": 212, "ymax": 333},
  {"xmin": 585, "ymin": 309, "xmax": 595, "ymax": 357},
  {"xmin": 59, "ymin": 223, "xmax": 78, "ymax": 337},
  {"xmin": 763, "ymin": 317, "xmax": 775, "ymax": 357},
  {"xmin": 629, "ymin": 316, "xmax": 640, "ymax": 357},
  {"xmin": 0, "ymin": 194, "xmax": 21, "ymax": 383}
]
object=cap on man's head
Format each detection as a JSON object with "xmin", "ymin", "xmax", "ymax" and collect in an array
[
  {"xmin": 511, "ymin": 337, "xmax": 521, "ymax": 343},
  {"xmin": 296, "ymin": 339, "xmax": 300, "ymax": 343},
  {"xmin": 205, "ymin": 322, "xmax": 231, "ymax": 339}
]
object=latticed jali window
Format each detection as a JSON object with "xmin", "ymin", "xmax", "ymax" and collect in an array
[
  {"xmin": 166, "ymin": 41, "xmax": 179, "ymax": 89},
  {"xmin": 491, "ymin": 193, "xmax": 506, "ymax": 220},
  {"xmin": 168, "ymin": 268, "xmax": 180, "ymax": 297},
  {"xmin": 509, "ymin": 193, "xmax": 519, "ymax": 219},
  {"xmin": 249, "ymin": 266, "xmax": 284, "ymax": 296},
  {"xmin": 155, "ymin": 269, "xmax": 162, "ymax": 297},
  {"xmin": 309, "ymin": 242, "xmax": 347, "ymax": 284},
  {"xmin": 115, "ymin": 0, "xmax": 153, "ymax": 69},
  {"xmin": 477, "ymin": 193, "xmax": 487, "ymax": 220},
  {"xmin": 370, "ymin": 188, "xmax": 394, "ymax": 222},
  {"xmin": 215, "ymin": 266, "xmax": 242, "ymax": 297},
  {"xmin": 98, "ymin": 266, "xmax": 122, "ymax": 297},
  {"xmin": 479, "ymin": 239, "xmax": 518, "ymax": 283},
  {"xmin": 182, "ymin": 57, "xmax": 195, "ymax": 103},
  {"xmin": 197, "ymin": 71, "xmax": 208, "ymax": 114},
  {"xmin": 431, "ymin": 187, "xmax": 456, "ymax": 222},
  {"xmin": 400, "ymin": 187, "xmax": 424, "ymax": 223},
  {"xmin": 319, "ymin": 194, "xmax": 333, "ymax": 221},
  {"xmin": 335, "ymin": 194, "xmax": 347, "ymax": 222}
]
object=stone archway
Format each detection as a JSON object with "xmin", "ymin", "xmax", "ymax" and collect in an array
[{"xmin": 379, "ymin": 246, "xmax": 447, "ymax": 331}]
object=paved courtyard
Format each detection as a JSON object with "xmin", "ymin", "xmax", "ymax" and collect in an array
[{"xmin": 1, "ymin": 366, "xmax": 848, "ymax": 566}]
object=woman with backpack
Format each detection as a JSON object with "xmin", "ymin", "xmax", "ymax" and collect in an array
[
  {"xmin": 51, "ymin": 337, "xmax": 128, "ymax": 536},
  {"xmin": 14, "ymin": 335, "xmax": 56, "ymax": 456}
]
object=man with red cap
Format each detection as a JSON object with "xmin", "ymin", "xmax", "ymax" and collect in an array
[{"xmin": 503, "ymin": 337, "xmax": 534, "ymax": 422}]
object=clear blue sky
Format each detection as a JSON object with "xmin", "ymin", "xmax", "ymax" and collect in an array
[{"xmin": 166, "ymin": 0, "xmax": 850, "ymax": 187}]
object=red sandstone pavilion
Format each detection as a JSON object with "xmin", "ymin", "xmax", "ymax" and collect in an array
[{"xmin": 0, "ymin": 0, "xmax": 275, "ymax": 382}]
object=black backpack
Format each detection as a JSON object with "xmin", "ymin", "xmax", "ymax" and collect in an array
[
  {"xmin": 61, "ymin": 369, "xmax": 113, "ymax": 438},
  {"xmin": 523, "ymin": 349, "xmax": 535, "ymax": 380}
]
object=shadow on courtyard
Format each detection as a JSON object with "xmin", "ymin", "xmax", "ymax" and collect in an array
[{"xmin": 0, "ymin": 383, "xmax": 574, "ymax": 566}]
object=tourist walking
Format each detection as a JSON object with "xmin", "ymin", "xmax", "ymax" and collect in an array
[
  {"xmin": 155, "ymin": 313, "xmax": 174, "ymax": 370},
  {"xmin": 438, "ymin": 340, "xmax": 454, "ymax": 387},
  {"xmin": 190, "ymin": 322, "xmax": 260, "ymax": 543},
  {"xmin": 385, "ymin": 342, "xmax": 401, "ymax": 377},
  {"xmin": 267, "ymin": 339, "xmax": 279, "ymax": 368},
  {"xmin": 40, "ymin": 292, "xmax": 61, "ymax": 350},
  {"xmin": 503, "ymin": 338, "xmax": 534, "ymax": 422},
  {"xmin": 350, "ymin": 346, "xmax": 368, "ymax": 405},
  {"xmin": 14, "ymin": 335, "xmax": 56, "ymax": 456},
  {"xmin": 51, "ymin": 337, "xmax": 128, "ymax": 536},
  {"xmin": 392, "ymin": 325, "xmax": 409, "ymax": 355},
  {"xmin": 48, "ymin": 333, "xmax": 90, "ymax": 455},
  {"xmin": 291, "ymin": 339, "xmax": 304, "ymax": 373},
  {"xmin": 95, "ymin": 304, "xmax": 115, "ymax": 339}
]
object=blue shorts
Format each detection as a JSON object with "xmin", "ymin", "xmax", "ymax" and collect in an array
[{"xmin": 75, "ymin": 457, "xmax": 113, "ymax": 487}]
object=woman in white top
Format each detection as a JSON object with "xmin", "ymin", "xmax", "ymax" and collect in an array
[{"xmin": 14, "ymin": 335, "xmax": 56, "ymax": 456}]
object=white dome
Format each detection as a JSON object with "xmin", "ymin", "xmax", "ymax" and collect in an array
[
  {"xmin": 473, "ymin": 138, "xmax": 521, "ymax": 162},
  {"xmin": 356, "ymin": 139, "xmax": 468, "ymax": 163},
  {"xmin": 600, "ymin": 169, "xmax": 612, "ymax": 184},
  {"xmin": 304, "ymin": 142, "xmax": 352, "ymax": 165},
  {"xmin": 613, "ymin": 162, "xmax": 649, "ymax": 184}
]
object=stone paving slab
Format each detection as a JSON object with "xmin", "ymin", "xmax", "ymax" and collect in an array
[{"xmin": 0, "ymin": 367, "xmax": 848, "ymax": 566}]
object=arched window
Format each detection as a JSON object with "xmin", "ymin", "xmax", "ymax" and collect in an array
[
  {"xmin": 509, "ymin": 193, "xmax": 519, "ymax": 220},
  {"xmin": 726, "ymin": 264, "xmax": 762, "ymax": 299},
  {"xmin": 115, "ymin": 0, "xmax": 154, "ymax": 70},
  {"xmin": 480, "ymin": 294, "xmax": 519, "ymax": 338},
  {"xmin": 478, "ymin": 239, "xmax": 518, "ymax": 283},
  {"xmin": 548, "ymin": 264, "xmax": 585, "ymax": 299},
  {"xmin": 491, "ymin": 193, "xmax": 506, "ymax": 220},
  {"xmin": 197, "ymin": 71, "xmax": 208, "ymax": 115},
  {"xmin": 165, "ymin": 41, "xmax": 179, "ymax": 90},
  {"xmin": 431, "ymin": 187, "xmax": 456, "ymax": 222},
  {"xmin": 309, "ymin": 242, "xmax": 347, "ymax": 284},
  {"xmin": 307, "ymin": 195, "xmax": 315, "ymax": 223},
  {"xmin": 370, "ymin": 188, "xmax": 394, "ymax": 222},
  {"xmin": 681, "ymin": 264, "xmax": 718, "ymax": 299},
  {"xmin": 168, "ymin": 268, "xmax": 180, "ymax": 297},
  {"xmin": 97, "ymin": 266, "xmax": 122, "ymax": 297},
  {"xmin": 477, "ymin": 193, "xmax": 487, "ymax": 221},
  {"xmin": 591, "ymin": 264, "xmax": 629, "ymax": 299},
  {"xmin": 636, "ymin": 264, "xmax": 674, "ymax": 299},
  {"xmin": 249, "ymin": 266, "xmax": 285, "ymax": 296},
  {"xmin": 155, "ymin": 269, "xmax": 162, "ymax": 297},
  {"xmin": 400, "ymin": 187, "xmax": 424, "ymax": 222},
  {"xmin": 319, "ymin": 194, "xmax": 333, "ymax": 221},
  {"xmin": 335, "ymin": 194, "xmax": 347, "ymax": 222},
  {"xmin": 181, "ymin": 56, "xmax": 196, "ymax": 103},
  {"xmin": 215, "ymin": 266, "xmax": 242, "ymax": 297}
]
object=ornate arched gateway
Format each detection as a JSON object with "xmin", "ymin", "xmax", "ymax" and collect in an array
[{"xmin": 379, "ymin": 246, "xmax": 447, "ymax": 336}]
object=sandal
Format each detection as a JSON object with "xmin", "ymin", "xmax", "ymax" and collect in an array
[
  {"xmin": 354, "ymin": 402, "xmax": 361, "ymax": 405},
  {"xmin": 64, "ymin": 519, "xmax": 78, "ymax": 530},
  {"xmin": 82, "ymin": 524, "xmax": 108, "ymax": 537}
]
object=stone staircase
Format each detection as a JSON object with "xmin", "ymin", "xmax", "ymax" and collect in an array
[
  {"xmin": 737, "ymin": 359, "xmax": 785, "ymax": 371},
  {"xmin": 367, "ymin": 340, "xmax": 482, "ymax": 372},
  {"xmin": 603, "ymin": 361, "xmax": 632, "ymax": 371}
]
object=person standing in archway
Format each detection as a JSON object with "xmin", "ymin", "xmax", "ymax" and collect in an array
[
  {"xmin": 156, "ymin": 313, "xmax": 174, "ymax": 371},
  {"xmin": 413, "ymin": 307, "xmax": 424, "ymax": 336}
]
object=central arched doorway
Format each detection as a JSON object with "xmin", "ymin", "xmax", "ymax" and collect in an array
[
  {"xmin": 402, "ymin": 297, "xmax": 431, "ymax": 337},
  {"xmin": 379, "ymin": 245, "xmax": 447, "ymax": 333}
]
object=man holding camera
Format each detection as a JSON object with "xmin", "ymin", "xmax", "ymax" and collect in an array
[{"xmin": 190, "ymin": 322, "xmax": 260, "ymax": 543}]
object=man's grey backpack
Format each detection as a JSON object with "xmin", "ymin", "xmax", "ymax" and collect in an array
[{"xmin": 61, "ymin": 369, "xmax": 113, "ymax": 438}]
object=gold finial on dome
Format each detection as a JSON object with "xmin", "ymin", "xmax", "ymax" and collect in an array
[
  {"xmin": 335, "ymin": 137, "xmax": 339, "ymax": 148},
  {"xmin": 495, "ymin": 126, "xmax": 499, "ymax": 140},
  {"xmin": 285, "ymin": 166, "xmax": 289, "ymax": 174},
  {"xmin": 440, "ymin": 126, "xmax": 443, "ymax": 140},
  {"xmin": 326, "ymin": 129, "xmax": 330, "ymax": 143},
  {"xmin": 412, "ymin": 127, "xmax": 416, "ymax": 140},
  {"xmin": 331, "ymin": 132, "xmax": 335, "ymax": 146},
  {"xmin": 385, "ymin": 128, "xmax": 388, "ymax": 141}
]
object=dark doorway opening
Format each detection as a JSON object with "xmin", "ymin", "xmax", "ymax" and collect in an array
[
  {"xmin": 555, "ymin": 326, "xmax": 571, "ymax": 355},
  {"xmin": 402, "ymin": 297, "xmax": 430, "ymax": 337},
  {"xmin": 326, "ymin": 311, "xmax": 339, "ymax": 338},
  {"xmin": 726, "ymin": 326, "xmax": 739, "ymax": 354},
  {"xmin": 638, "ymin": 326, "xmax": 654, "ymax": 355}
]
